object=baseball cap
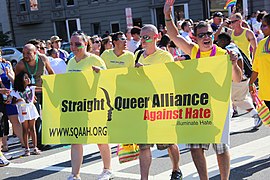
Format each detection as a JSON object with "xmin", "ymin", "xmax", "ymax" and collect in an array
[
  {"xmin": 213, "ymin": 12, "xmax": 224, "ymax": 18},
  {"xmin": 50, "ymin": 35, "xmax": 62, "ymax": 43}
]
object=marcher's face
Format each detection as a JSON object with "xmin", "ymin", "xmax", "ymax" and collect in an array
[
  {"xmin": 230, "ymin": 16, "xmax": 241, "ymax": 29},
  {"xmin": 70, "ymin": 35, "xmax": 87, "ymax": 56},
  {"xmin": 140, "ymin": 30, "xmax": 156, "ymax": 49},
  {"xmin": 261, "ymin": 20, "xmax": 270, "ymax": 36},
  {"xmin": 105, "ymin": 39, "xmax": 113, "ymax": 50},
  {"xmin": 195, "ymin": 26, "xmax": 214, "ymax": 51},
  {"xmin": 115, "ymin": 34, "xmax": 127, "ymax": 50},
  {"xmin": 93, "ymin": 39, "xmax": 101, "ymax": 50},
  {"xmin": 22, "ymin": 47, "xmax": 36, "ymax": 62}
]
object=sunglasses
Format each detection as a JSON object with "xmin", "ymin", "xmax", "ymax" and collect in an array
[
  {"xmin": 71, "ymin": 42, "xmax": 84, "ymax": 48},
  {"xmin": 40, "ymin": 47, "xmax": 46, "ymax": 50},
  {"xmin": 94, "ymin": 40, "xmax": 101, "ymax": 43},
  {"xmin": 140, "ymin": 35, "xmax": 151, "ymax": 40},
  {"xmin": 117, "ymin": 37, "xmax": 127, "ymax": 41},
  {"xmin": 197, "ymin": 32, "xmax": 213, "ymax": 39},
  {"xmin": 230, "ymin": 20, "xmax": 239, "ymax": 24}
]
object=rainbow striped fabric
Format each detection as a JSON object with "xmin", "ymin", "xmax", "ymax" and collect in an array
[
  {"xmin": 117, "ymin": 144, "xmax": 140, "ymax": 163},
  {"xmin": 224, "ymin": 0, "xmax": 237, "ymax": 9}
]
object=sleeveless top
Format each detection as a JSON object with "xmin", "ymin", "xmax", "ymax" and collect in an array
[
  {"xmin": 231, "ymin": 29, "xmax": 251, "ymax": 59},
  {"xmin": 24, "ymin": 55, "xmax": 45, "ymax": 87}
]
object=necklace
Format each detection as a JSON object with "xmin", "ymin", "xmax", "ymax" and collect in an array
[
  {"xmin": 25, "ymin": 55, "xmax": 38, "ymax": 84},
  {"xmin": 263, "ymin": 36, "xmax": 270, "ymax": 54},
  {"xmin": 196, "ymin": 45, "xmax": 217, "ymax": 58}
]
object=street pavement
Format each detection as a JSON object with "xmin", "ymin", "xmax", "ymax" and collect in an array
[{"xmin": 1, "ymin": 111, "xmax": 270, "ymax": 180}]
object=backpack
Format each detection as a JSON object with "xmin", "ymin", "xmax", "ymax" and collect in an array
[{"xmin": 237, "ymin": 48, "xmax": 253, "ymax": 78}]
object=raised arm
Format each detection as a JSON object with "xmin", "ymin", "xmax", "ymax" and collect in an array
[{"xmin": 164, "ymin": 0, "xmax": 194, "ymax": 55}]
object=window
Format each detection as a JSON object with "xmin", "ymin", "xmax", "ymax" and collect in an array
[
  {"xmin": 54, "ymin": 0, "xmax": 62, "ymax": 7},
  {"xmin": 54, "ymin": 19, "xmax": 81, "ymax": 42},
  {"xmin": 18, "ymin": 0, "xmax": 27, "ymax": 12},
  {"xmin": 153, "ymin": 3, "xmax": 189, "ymax": 29},
  {"xmin": 66, "ymin": 0, "xmax": 75, "ymax": 6},
  {"xmin": 30, "ymin": 0, "xmax": 39, "ymax": 11},
  {"xmin": 2, "ymin": 49, "xmax": 15, "ymax": 56},
  {"xmin": 133, "ymin": 18, "xmax": 142, "ymax": 27},
  {"xmin": 110, "ymin": 21, "xmax": 120, "ymax": 33},
  {"xmin": 92, "ymin": 23, "xmax": 101, "ymax": 35}
]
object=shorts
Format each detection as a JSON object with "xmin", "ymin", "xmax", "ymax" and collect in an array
[
  {"xmin": 139, "ymin": 144, "xmax": 172, "ymax": 150},
  {"xmin": 186, "ymin": 143, "xmax": 229, "ymax": 155},
  {"xmin": 0, "ymin": 112, "xmax": 9, "ymax": 137},
  {"xmin": 5, "ymin": 104, "xmax": 18, "ymax": 116}
]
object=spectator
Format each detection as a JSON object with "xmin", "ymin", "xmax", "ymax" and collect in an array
[
  {"xmin": 100, "ymin": 36, "xmax": 113, "ymax": 56},
  {"xmin": 50, "ymin": 36, "xmax": 69, "ymax": 63},
  {"xmin": 230, "ymin": 13, "xmax": 257, "ymax": 62},
  {"xmin": 15, "ymin": 43, "xmax": 54, "ymax": 150},
  {"xmin": 211, "ymin": 12, "xmax": 224, "ymax": 32},
  {"xmin": 47, "ymin": 48, "xmax": 67, "ymax": 74},
  {"xmin": 128, "ymin": 26, "xmax": 141, "ymax": 53}
]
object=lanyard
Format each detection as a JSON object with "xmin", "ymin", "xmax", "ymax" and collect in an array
[
  {"xmin": 263, "ymin": 36, "xmax": 270, "ymax": 54},
  {"xmin": 196, "ymin": 45, "xmax": 217, "ymax": 58}
]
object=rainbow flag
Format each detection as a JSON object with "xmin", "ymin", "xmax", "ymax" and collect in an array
[{"xmin": 224, "ymin": 0, "xmax": 237, "ymax": 9}]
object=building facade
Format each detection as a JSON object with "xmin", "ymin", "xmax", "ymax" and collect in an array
[{"xmin": 6, "ymin": 0, "xmax": 270, "ymax": 46}]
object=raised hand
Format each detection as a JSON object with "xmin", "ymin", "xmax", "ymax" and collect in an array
[{"xmin": 164, "ymin": 0, "xmax": 175, "ymax": 17}]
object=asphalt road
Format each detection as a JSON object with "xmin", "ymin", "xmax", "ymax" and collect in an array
[{"xmin": 1, "ymin": 112, "xmax": 270, "ymax": 180}]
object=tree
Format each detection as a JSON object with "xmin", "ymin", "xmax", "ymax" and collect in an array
[{"xmin": 0, "ymin": 32, "xmax": 11, "ymax": 46}]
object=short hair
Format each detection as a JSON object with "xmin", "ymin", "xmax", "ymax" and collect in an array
[
  {"xmin": 257, "ymin": 12, "xmax": 268, "ymax": 22},
  {"xmin": 194, "ymin": 21, "xmax": 210, "ymax": 35},
  {"xmin": 27, "ymin": 39, "xmax": 40, "ymax": 46},
  {"xmin": 141, "ymin": 24, "xmax": 158, "ymax": 34},
  {"xmin": 263, "ymin": 14, "xmax": 270, "ymax": 26},
  {"xmin": 217, "ymin": 33, "xmax": 231, "ymax": 46},
  {"xmin": 130, "ymin": 26, "xmax": 141, "ymax": 35},
  {"xmin": 71, "ymin": 30, "xmax": 88, "ymax": 42},
  {"xmin": 181, "ymin": 21, "xmax": 189, "ymax": 30},
  {"xmin": 232, "ymin": 13, "xmax": 243, "ymax": 20},
  {"xmin": 111, "ymin": 31, "xmax": 124, "ymax": 42}
]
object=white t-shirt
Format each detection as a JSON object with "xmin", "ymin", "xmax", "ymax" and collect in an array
[
  {"xmin": 11, "ymin": 86, "xmax": 36, "ymax": 103},
  {"xmin": 48, "ymin": 57, "xmax": 67, "ymax": 74},
  {"xmin": 127, "ymin": 39, "xmax": 140, "ymax": 53}
]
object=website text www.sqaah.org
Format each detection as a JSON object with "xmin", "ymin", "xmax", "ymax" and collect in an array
[{"xmin": 49, "ymin": 126, "xmax": 107, "ymax": 138}]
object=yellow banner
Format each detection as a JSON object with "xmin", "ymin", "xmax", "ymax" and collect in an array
[{"xmin": 42, "ymin": 55, "xmax": 232, "ymax": 144}]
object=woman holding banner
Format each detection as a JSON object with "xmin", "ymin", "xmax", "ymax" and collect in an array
[
  {"xmin": 249, "ymin": 13, "xmax": 270, "ymax": 110},
  {"xmin": 66, "ymin": 31, "xmax": 111, "ymax": 180}
]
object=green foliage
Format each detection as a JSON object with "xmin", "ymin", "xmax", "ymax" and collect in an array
[{"xmin": 0, "ymin": 32, "xmax": 11, "ymax": 46}]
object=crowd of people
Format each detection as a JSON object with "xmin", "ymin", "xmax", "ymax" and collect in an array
[{"xmin": 0, "ymin": 0, "xmax": 270, "ymax": 180}]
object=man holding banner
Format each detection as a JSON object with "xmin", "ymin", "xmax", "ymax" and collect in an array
[
  {"xmin": 164, "ymin": 0, "xmax": 242, "ymax": 180},
  {"xmin": 135, "ymin": 24, "xmax": 182, "ymax": 180}
]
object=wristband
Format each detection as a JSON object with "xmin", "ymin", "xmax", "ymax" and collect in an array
[
  {"xmin": 165, "ymin": 18, "xmax": 172, "ymax": 22},
  {"xmin": 249, "ymin": 84, "xmax": 253, "ymax": 86}
]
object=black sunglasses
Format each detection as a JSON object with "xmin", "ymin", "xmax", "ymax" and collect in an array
[
  {"xmin": 197, "ymin": 32, "xmax": 213, "ymax": 39},
  {"xmin": 94, "ymin": 40, "xmax": 101, "ymax": 43},
  {"xmin": 117, "ymin": 37, "xmax": 127, "ymax": 41},
  {"xmin": 140, "ymin": 35, "xmax": 151, "ymax": 40},
  {"xmin": 230, "ymin": 20, "xmax": 239, "ymax": 24}
]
